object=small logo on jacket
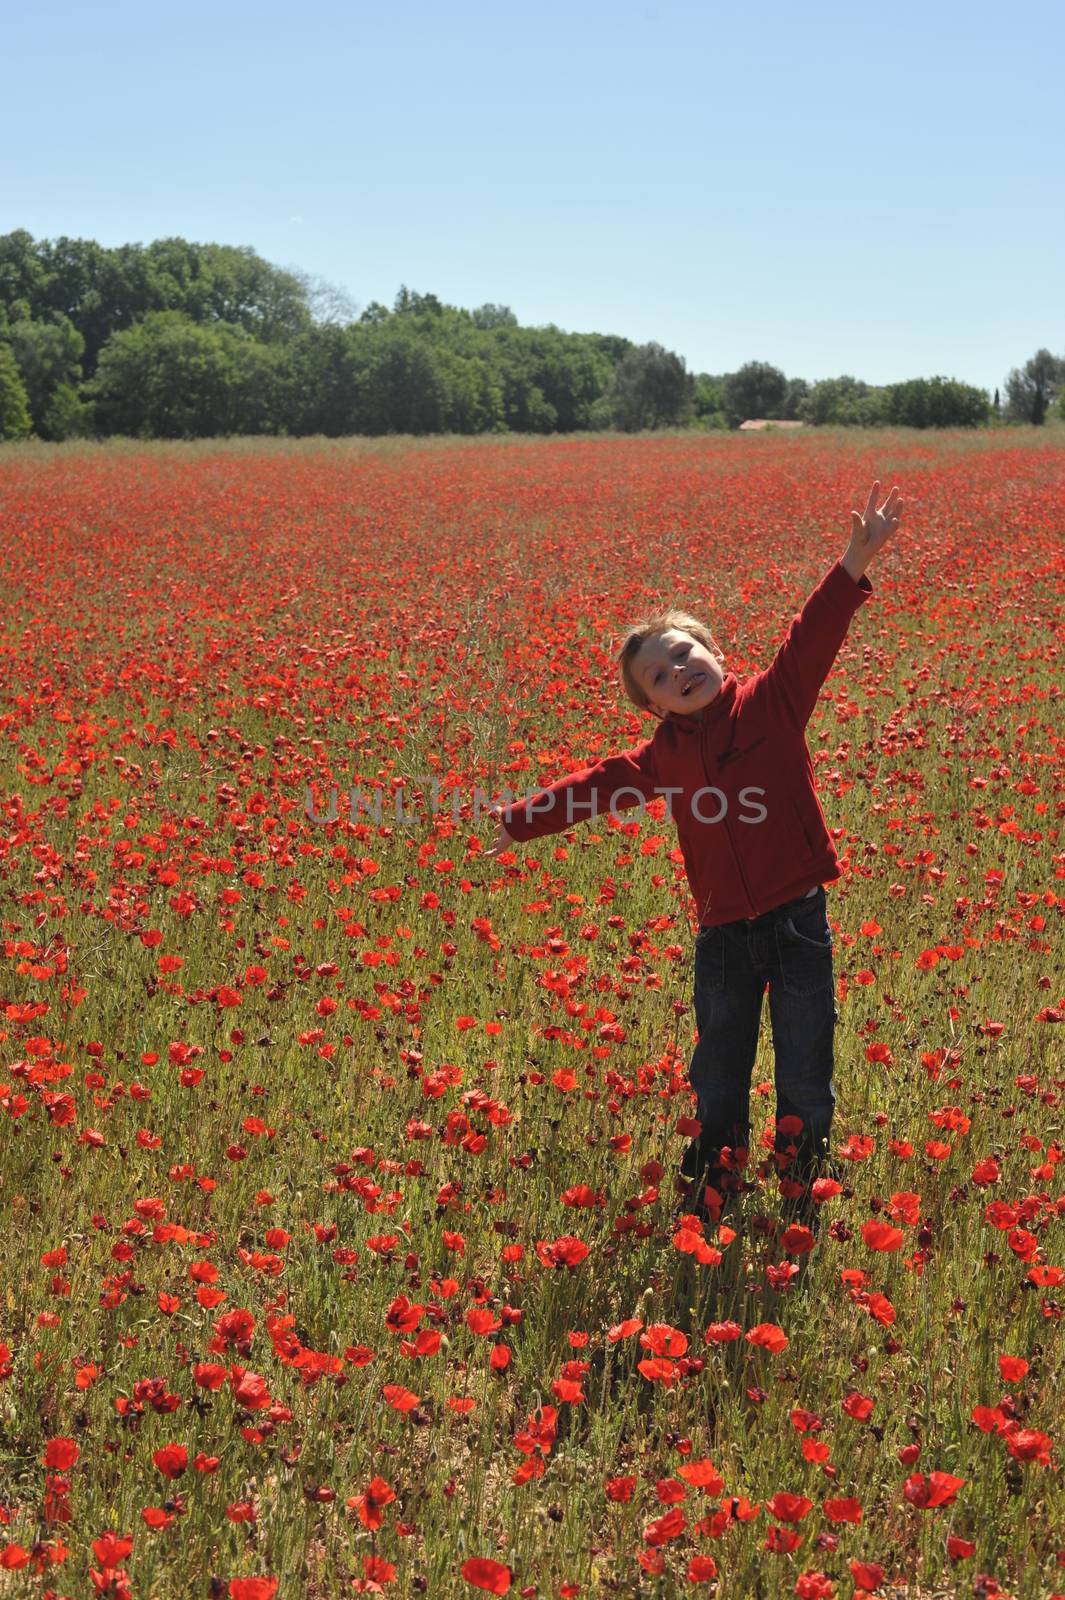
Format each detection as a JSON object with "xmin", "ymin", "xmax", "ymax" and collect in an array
[{"xmin": 717, "ymin": 736, "xmax": 766, "ymax": 769}]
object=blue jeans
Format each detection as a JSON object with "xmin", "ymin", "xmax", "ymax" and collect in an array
[{"xmin": 685, "ymin": 886, "xmax": 839, "ymax": 1192}]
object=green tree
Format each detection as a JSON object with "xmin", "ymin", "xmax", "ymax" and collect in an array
[
  {"xmin": 880, "ymin": 376, "xmax": 988, "ymax": 428},
  {"xmin": 0, "ymin": 230, "xmax": 47, "ymax": 325},
  {"xmin": 722, "ymin": 361, "xmax": 788, "ymax": 427},
  {"xmin": 585, "ymin": 331, "xmax": 635, "ymax": 367},
  {"xmin": 607, "ymin": 341, "xmax": 695, "ymax": 431},
  {"xmin": 275, "ymin": 324, "xmax": 361, "ymax": 436},
  {"xmin": 346, "ymin": 324, "xmax": 448, "ymax": 434},
  {"xmin": 523, "ymin": 327, "xmax": 613, "ymax": 432},
  {"xmin": 798, "ymin": 375, "xmax": 881, "ymax": 427},
  {"xmin": 1004, "ymin": 348, "xmax": 1064, "ymax": 425},
  {"xmin": 89, "ymin": 311, "xmax": 280, "ymax": 438},
  {"xmin": 1, "ymin": 233, "xmax": 314, "ymax": 377},
  {"xmin": 434, "ymin": 343, "xmax": 506, "ymax": 433},
  {"xmin": 34, "ymin": 235, "xmax": 126, "ymax": 375},
  {"xmin": 8, "ymin": 315, "xmax": 85, "ymax": 435},
  {"xmin": 0, "ymin": 344, "xmax": 32, "ymax": 439},
  {"xmin": 470, "ymin": 303, "xmax": 518, "ymax": 330},
  {"xmin": 43, "ymin": 382, "xmax": 95, "ymax": 440},
  {"xmin": 691, "ymin": 373, "xmax": 728, "ymax": 430},
  {"xmin": 143, "ymin": 240, "xmax": 311, "ymax": 343},
  {"xmin": 780, "ymin": 376, "xmax": 810, "ymax": 420},
  {"xmin": 393, "ymin": 286, "xmax": 444, "ymax": 325},
  {"xmin": 488, "ymin": 327, "xmax": 555, "ymax": 431}
]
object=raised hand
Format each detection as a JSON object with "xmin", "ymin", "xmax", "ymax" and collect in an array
[{"xmin": 848, "ymin": 480, "xmax": 903, "ymax": 569}]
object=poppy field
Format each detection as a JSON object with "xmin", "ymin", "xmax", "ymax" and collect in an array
[{"xmin": 0, "ymin": 428, "xmax": 1062, "ymax": 1600}]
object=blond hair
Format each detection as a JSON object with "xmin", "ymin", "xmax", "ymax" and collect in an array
[{"xmin": 617, "ymin": 608, "xmax": 725, "ymax": 722}]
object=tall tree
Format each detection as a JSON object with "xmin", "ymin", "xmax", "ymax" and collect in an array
[
  {"xmin": 470, "ymin": 303, "xmax": 518, "ymax": 330},
  {"xmin": 1004, "ymin": 348, "xmax": 1064, "ymax": 425},
  {"xmin": 880, "ymin": 376, "xmax": 989, "ymax": 429},
  {"xmin": 346, "ymin": 324, "xmax": 448, "ymax": 434},
  {"xmin": 780, "ymin": 375, "xmax": 810, "ymax": 420},
  {"xmin": 0, "ymin": 343, "xmax": 32, "ymax": 439},
  {"xmin": 722, "ymin": 360, "xmax": 787, "ymax": 427},
  {"xmin": 275, "ymin": 324, "xmax": 360, "ymax": 436},
  {"xmin": 8, "ymin": 315, "xmax": 85, "ymax": 435},
  {"xmin": 89, "ymin": 311, "xmax": 280, "ymax": 438},
  {"xmin": 607, "ymin": 342, "xmax": 694, "ymax": 432},
  {"xmin": 798, "ymin": 375, "xmax": 879, "ymax": 427},
  {"xmin": 0, "ymin": 230, "xmax": 47, "ymax": 325}
]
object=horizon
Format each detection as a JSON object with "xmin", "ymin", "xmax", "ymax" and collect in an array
[{"xmin": 4, "ymin": 0, "xmax": 1061, "ymax": 400}]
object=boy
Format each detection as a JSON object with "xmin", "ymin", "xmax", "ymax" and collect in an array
[{"xmin": 485, "ymin": 482, "xmax": 903, "ymax": 1224}]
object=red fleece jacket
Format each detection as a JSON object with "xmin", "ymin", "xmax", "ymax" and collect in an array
[{"xmin": 501, "ymin": 558, "xmax": 874, "ymax": 927}]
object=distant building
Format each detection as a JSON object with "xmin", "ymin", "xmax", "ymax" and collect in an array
[{"xmin": 738, "ymin": 419, "xmax": 806, "ymax": 431}]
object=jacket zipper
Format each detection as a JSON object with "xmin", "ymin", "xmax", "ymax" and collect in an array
[{"xmin": 700, "ymin": 717, "xmax": 756, "ymax": 919}]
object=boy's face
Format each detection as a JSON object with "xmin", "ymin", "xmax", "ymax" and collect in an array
[{"xmin": 634, "ymin": 627, "xmax": 725, "ymax": 718}]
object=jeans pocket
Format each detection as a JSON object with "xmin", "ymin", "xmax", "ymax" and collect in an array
[
  {"xmin": 781, "ymin": 887, "xmax": 831, "ymax": 945},
  {"xmin": 776, "ymin": 905, "xmax": 833, "ymax": 995},
  {"xmin": 694, "ymin": 925, "xmax": 726, "ymax": 994}
]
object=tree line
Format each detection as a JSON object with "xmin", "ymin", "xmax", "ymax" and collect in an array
[{"xmin": 0, "ymin": 230, "xmax": 1061, "ymax": 441}]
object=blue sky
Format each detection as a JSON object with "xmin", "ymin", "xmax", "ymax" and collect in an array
[{"xmin": 4, "ymin": 0, "xmax": 1061, "ymax": 397}]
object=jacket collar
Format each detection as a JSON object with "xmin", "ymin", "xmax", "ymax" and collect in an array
[{"xmin": 662, "ymin": 671, "xmax": 738, "ymax": 733}]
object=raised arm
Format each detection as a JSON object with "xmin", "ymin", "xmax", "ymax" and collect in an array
[{"xmin": 752, "ymin": 481, "xmax": 902, "ymax": 731}]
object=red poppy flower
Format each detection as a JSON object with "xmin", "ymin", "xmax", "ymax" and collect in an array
[
  {"xmin": 746, "ymin": 1322, "xmax": 788, "ymax": 1353},
  {"xmin": 92, "ymin": 1532, "xmax": 134, "ymax": 1568},
  {"xmin": 766, "ymin": 1492, "xmax": 813, "ymax": 1523},
  {"xmin": 228, "ymin": 1580, "xmax": 278, "ymax": 1600},
  {"xmin": 43, "ymin": 1437, "xmax": 79, "ymax": 1469},
  {"xmin": 794, "ymin": 1573, "xmax": 834, "ymax": 1600},
  {"xmin": 777, "ymin": 1222, "xmax": 814, "ymax": 1256},
  {"xmin": 640, "ymin": 1323, "xmax": 688, "ymax": 1357},
  {"xmin": 823, "ymin": 1496, "xmax": 862, "ymax": 1524},
  {"xmin": 677, "ymin": 1458, "xmax": 724, "ymax": 1494},
  {"xmin": 349, "ymin": 1476, "xmax": 396, "ymax": 1531},
  {"xmin": 461, "ymin": 1556, "xmax": 511, "ymax": 1593},
  {"xmin": 608, "ymin": 1318, "xmax": 643, "ymax": 1342},
  {"xmin": 861, "ymin": 1219, "xmax": 904, "ymax": 1252},
  {"xmin": 382, "ymin": 1384, "xmax": 420, "ymax": 1414},
  {"xmin": 643, "ymin": 1506, "xmax": 686, "ymax": 1546},
  {"xmin": 903, "ymin": 1471, "xmax": 964, "ymax": 1508},
  {"xmin": 1003, "ymin": 1427, "xmax": 1052, "ymax": 1464},
  {"xmin": 704, "ymin": 1321, "xmax": 742, "ymax": 1344},
  {"xmin": 152, "ymin": 1444, "xmax": 187, "ymax": 1480},
  {"xmin": 637, "ymin": 1358, "xmax": 677, "ymax": 1384}
]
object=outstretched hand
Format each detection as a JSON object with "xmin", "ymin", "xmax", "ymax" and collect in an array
[
  {"xmin": 848, "ymin": 480, "xmax": 903, "ymax": 569},
  {"xmin": 482, "ymin": 804, "xmax": 515, "ymax": 861}
]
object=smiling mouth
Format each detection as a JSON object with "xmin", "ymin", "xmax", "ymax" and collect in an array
[{"xmin": 680, "ymin": 672, "xmax": 706, "ymax": 697}]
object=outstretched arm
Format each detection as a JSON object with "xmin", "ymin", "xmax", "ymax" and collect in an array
[
  {"xmin": 752, "ymin": 481, "xmax": 903, "ymax": 731},
  {"xmin": 482, "ymin": 737, "xmax": 661, "ymax": 858}
]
